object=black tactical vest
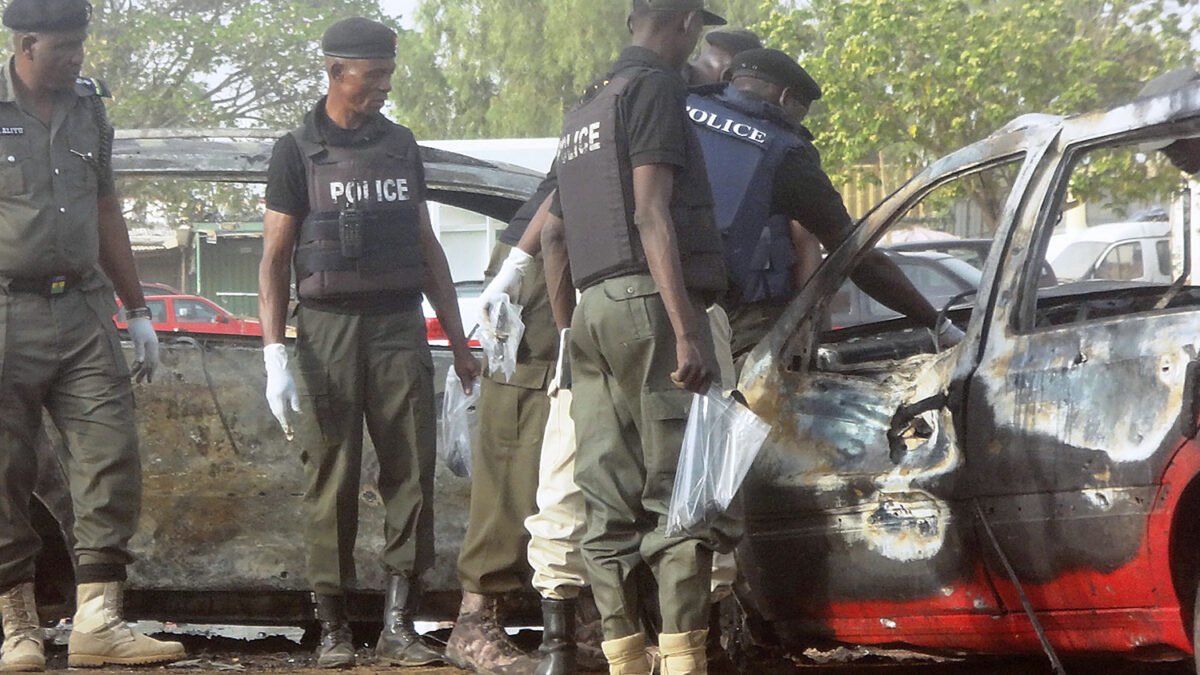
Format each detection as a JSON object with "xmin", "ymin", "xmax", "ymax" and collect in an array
[
  {"xmin": 555, "ymin": 68, "xmax": 726, "ymax": 295},
  {"xmin": 291, "ymin": 118, "xmax": 424, "ymax": 302}
]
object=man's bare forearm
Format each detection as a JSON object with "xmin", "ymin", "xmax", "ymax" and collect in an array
[
  {"xmin": 259, "ymin": 209, "xmax": 299, "ymax": 345},
  {"xmin": 540, "ymin": 211, "xmax": 576, "ymax": 331},
  {"xmin": 419, "ymin": 206, "xmax": 472, "ymax": 356},
  {"xmin": 515, "ymin": 193, "xmax": 555, "ymax": 256},
  {"xmin": 851, "ymin": 249, "xmax": 940, "ymax": 327},
  {"xmin": 97, "ymin": 194, "xmax": 147, "ymax": 310},
  {"xmin": 790, "ymin": 220, "xmax": 823, "ymax": 290},
  {"xmin": 632, "ymin": 165, "xmax": 701, "ymax": 340}
]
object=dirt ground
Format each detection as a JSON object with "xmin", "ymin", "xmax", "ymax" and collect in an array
[{"xmin": 31, "ymin": 629, "xmax": 1200, "ymax": 674}]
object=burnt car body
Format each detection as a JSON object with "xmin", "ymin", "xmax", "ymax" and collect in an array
[
  {"xmin": 29, "ymin": 130, "xmax": 541, "ymax": 624},
  {"xmin": 733, "ymin": 83, "xmax": 1200, "ymax": 666}
]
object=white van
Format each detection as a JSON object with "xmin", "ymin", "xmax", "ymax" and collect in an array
[{"xmin": 1046, "ymin": 218, "xmax": 1173, "ymax": 283}]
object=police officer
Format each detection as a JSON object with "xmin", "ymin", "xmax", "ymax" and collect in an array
[
  {"xmin": 258, "ymin": 17, "xmax": 479, "ymax": 669},
  {"xmin": 0, "ymin": 0, "xmax": 187, "ymax": 670},
  {"xmin": 681, "ymin": 28, "xmax": 761, "ymax": 86},
  {"xmin": 687, "ymin": 49, "xmax": 962, "ymax": 356},
  {"xmin": 444, "ymin": 170, "xmax": 558, "ymax": 675},
  {"xmin": 544, "ymin": 1, "xmax": 729, "ymax": 674}
]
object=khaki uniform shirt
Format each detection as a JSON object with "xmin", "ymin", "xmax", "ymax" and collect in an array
[{"xmin": 0, "ymin": 58, "xmax": 114, "ymax": 278}]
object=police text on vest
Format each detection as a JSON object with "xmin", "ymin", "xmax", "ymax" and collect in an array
[
  {"xmin": 329, "ymin": 178, "xmax": 410, "ymax": 204},
  {"xmin": 686, "ymin": 107, "xmax": 768, "ymax": 144},
  {"xmin": 558, "ymin": 122, "xmax": 602, "ymax": 162}
]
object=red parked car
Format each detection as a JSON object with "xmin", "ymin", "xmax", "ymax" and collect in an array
[{"xmin": 115, "ymin": 294, "xmax": 262, "ymax": 338}]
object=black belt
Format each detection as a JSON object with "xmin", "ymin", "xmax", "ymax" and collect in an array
[{"xmin": 5, "ymin": 273, "xmax": 82, "ymax": 296}]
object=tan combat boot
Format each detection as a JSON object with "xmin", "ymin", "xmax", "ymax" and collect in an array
[
  {"xmin": 658, "ymin": 630, "xmax": 708, "ymax": 675},
  {"xmin": 600, "ymin": 633, "xmax": 650, "ymax": 675},
  {"xmin": 0, "ymin": 583, "xmax": 43, "ymax": 672},
  {"xmin": 67, "ymin": 582, "xmax": 185, "ymax": 667},
  {"xmin": 445, "ymin": 591, "xmax": 536, "ymax": 675}
]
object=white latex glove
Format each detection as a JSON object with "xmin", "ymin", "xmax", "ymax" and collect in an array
[
  {"xmin": 126, "ymin": 317, "xmax": 159, "ymax": 384},
  {"xmin": 264, "ymin": 343, "xmax": 301, "ymax": 440},
  {"xmin": 547, "ymin": 328, "xmax": 570, "ymax": 397},
  {"xmin": 936, "ymin": 317, "xmax": 966, "ymax": 348},
  {"xmin": 479, "ymin": 247, "xmax": 533, "ymax": 328}
]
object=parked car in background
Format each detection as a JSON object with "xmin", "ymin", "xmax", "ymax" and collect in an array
[
  {"xmin": 830, "ymin": 250, "xmax": 983, "ymax": 329},
  {"xmin": 141, "ymin": 281, "xmax": 183, "ymax": 296},
  {"xmin": 115, "ymin": 294, "xmax": 263, "ymax": 338},
  {"xmin": 423, "ymin": 280, "xmax": 484, "ymax": 348},
  {"xmin": 1047, "ymin": 217, "xmax": 1173, "ymax": 283},
  {"xmin": 887, "ymin": 238, "xmax": 1058, "ymax": 287}
]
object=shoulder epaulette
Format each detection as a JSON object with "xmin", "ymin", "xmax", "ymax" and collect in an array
[{"xmin": 74, "ymin": 77, "xmax": 111, "ymax": 98}]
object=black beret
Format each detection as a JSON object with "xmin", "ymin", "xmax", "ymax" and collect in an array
[
  {"xmin": 704, "ymin": 29, "xmax": 762, "ymax": 56},
  {"xmin": 321, "ymin": 17, "xmax": 396, "ymax": 60},
  {"xmin": 730, "ymin": 48, "xmax": 822, "ymax": 105},
  {"xmin": 3, "ymin": 0, "xmax": 92, "ymax": 32},
  {"xmin": 631, "ymin": 0, "xmax": 726, "ymax": 26}
]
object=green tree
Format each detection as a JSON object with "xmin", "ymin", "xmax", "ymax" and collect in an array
[
  {"xmin": 87, "ymin": 0, "xmax": 401, "ymax": 129},
  {"xmin": 756, "ymin": 0, "xmax": 1197, "ymax": 227},
  {"xmin": 78, "ymin": 0, "xmax": 405, "ymax": 226},
  {"xmin": 394, "ymin": 0, "xmax": 782, "ymax": 140}
]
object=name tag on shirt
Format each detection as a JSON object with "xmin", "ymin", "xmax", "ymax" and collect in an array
[{"xmin": 0, "ymin": 127, "xmax": 24, "ymax": 135}]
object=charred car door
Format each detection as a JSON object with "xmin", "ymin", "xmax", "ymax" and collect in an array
[
  {"xmin": 963, "ymin": 90, "xmax": 1200, "ymax": 652},
  {"xmin": 735, "ymin": 118, "xmax": 1057, "ymax": 648}
]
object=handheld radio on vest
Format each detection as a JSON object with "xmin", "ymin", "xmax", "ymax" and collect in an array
[{"xmin": 338, "ymin": 196, "xmax": 363, "ymax": 260}]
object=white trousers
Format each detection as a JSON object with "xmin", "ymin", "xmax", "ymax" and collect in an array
[{"xmin": 525, "ymin": 306, "xmax": 739, "ymax": 601}]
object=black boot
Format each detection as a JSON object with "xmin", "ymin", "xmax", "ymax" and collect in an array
[
  {"xmin": 376, "ymin": 575, "xmax": 444, "ymax": 666},
  {"xmin": 535, "ymin": 598, "xmax": 576, "ymax": 675},
  {"xmin": 313, "ymin": 594, "xmax": 355, "ymax": 669}
]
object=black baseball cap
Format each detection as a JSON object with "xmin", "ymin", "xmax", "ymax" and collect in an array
[
  {"xmin": 632, "ymin": 0, "xmax": 726, "ymax": 26},
  {"xmin": 321, "ymin": 17, "xmax": 397, "ymax": 60},
  {"xmin": 730, "ymin": 48, "xmax": 822, "ymax": 105},
  {"xmin": 705, "ymin": 28, "xmax": 762, "ymax": 56},
  {"xmin": 3, "ymin": 0, "xmax": 92, "ymax": 32}
]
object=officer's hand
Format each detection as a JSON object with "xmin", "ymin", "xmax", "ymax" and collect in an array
[
  {"xmin": 478, "ymin": 248, "xmax": 533, "ymax": 328},
  {"xmin": 935, "ymin": 317, "xmax": 966, "ymax": 349},
  {"xmin": 126, "ymin": 317, "xmax": 160, "ymax": 383},
  {"xmin": 264, "ymin": 343, "xmax": 301, "ymax": 440},
  {"xmin": 548, "ymin": 328, "xmax": 571, "ymax": 397},
  {"xmin": 454, "ymin": 351, "xmax": 482, "ymax": 395},
  {"xmin": 671, "ymin": 336, "xmax": 712, "ymax": 394}
]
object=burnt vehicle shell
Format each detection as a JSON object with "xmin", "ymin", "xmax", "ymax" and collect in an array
[
  {"xmin": 735, "ymin": 88, "xmax": 1200, "ymax": 665},
  {"xmin": 30, "ymin": 130, "xmax": 542, "ymax": 624}
]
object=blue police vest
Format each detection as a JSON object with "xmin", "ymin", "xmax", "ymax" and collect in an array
[{"xmin": 687, "ymin": 87, "xmax": 806, "ymax": 305}]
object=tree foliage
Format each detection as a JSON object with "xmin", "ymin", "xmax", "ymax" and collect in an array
[
  {"xmin": 393, "ymin": 0, "xmax": 780, "ymax": 139},
  {"xmin": 87, "ymin": 0, "xmax": 399, "ymax": 129},
  {"xmin": 756, "ymin": 0, "xmax": 1198, "ymax": 215}
]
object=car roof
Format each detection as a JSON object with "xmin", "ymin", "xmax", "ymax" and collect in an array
[
  {"xmin": 111, "ymin": 130, "xmax": 543, "ymax": 222},
  {"xmin": 1050, "ymin": 219, "xmax": 1173, "ymax": 247}
]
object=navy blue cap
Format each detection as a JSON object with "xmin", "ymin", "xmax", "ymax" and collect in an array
[
  {"xmin": 321, "ymin": 17, "xmax": 397, "ymax": 60},
  {"xmin": 704, "ymin": 29, "xmax": 762, "ymax": 56},
  {"xmin": 3, "ymin": 0, "xmax": 92, "ymax": 32},
  {"xmin": 730, "ymin": 48, "xmax": 822, "ymax": 105}
]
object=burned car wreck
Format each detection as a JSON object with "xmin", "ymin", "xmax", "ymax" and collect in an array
[
  {"xmin": 734, "ymin": 82, "xmax": 1200, "ymax": 666},
  {"xmin": 29, "ymin": 130, "xmax": 542, "ymax": 625}
]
